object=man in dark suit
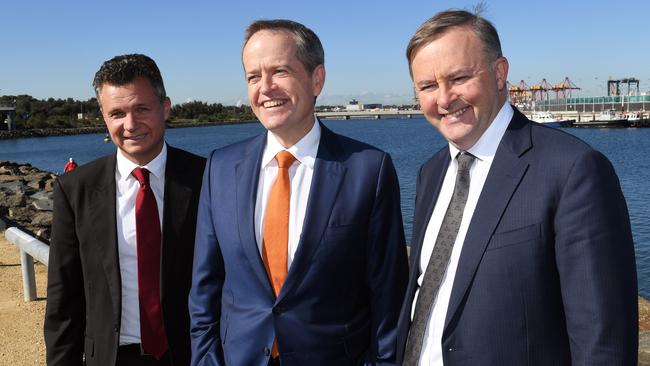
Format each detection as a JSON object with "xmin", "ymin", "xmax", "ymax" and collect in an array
[
  {"xmin": 396, "ymin": 10, "xmax": 638, "ymax": 365},
  {"xmin": 45, "ymin": 54, "xmax": 205, "ymax": 366},
  {"xmin": 189, "ymin": 19, "xmax": 408, "ymax": 366}
]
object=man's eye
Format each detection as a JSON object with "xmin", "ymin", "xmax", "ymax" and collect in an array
[{"xmin": 247, "ymin": 75, "xmax": 260, "ymax": 84}]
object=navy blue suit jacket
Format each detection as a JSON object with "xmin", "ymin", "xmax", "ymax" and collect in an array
[
  {"xmin": 190, "ymin": 123, "xmax": 409, "ymax": 366},
  {"xmin": 396, "ymin": 110, "xmax": 638, "ymax": 365}
]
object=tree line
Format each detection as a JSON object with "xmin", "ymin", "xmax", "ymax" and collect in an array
[{"xmin": 0, "ymin": 95, "xmax": 256, "ymax": 130}]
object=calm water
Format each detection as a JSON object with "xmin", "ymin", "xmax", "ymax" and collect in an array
[{"xmin": 1, "ymin": 119, "xmax": 648, "ymax": 296}]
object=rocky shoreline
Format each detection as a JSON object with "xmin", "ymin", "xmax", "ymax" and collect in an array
[{"xmin": 0, "ymin": 161, "xmax": 56, "ymax": 241}]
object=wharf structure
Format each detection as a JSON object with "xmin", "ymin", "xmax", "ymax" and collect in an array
[
  {"xmin": 0, "ymin": 103, "xmax": 16, "ymax": 131},
  {"xmin": 529, "ymin": 95, "xmax": 650, "ymax": 114}
]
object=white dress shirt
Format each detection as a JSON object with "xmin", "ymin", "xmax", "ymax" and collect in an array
[
  {"xmin": 254, "ymin": 119, "xmax": 321, "ymax": 270},
  {"xmin": 115, "ymin": 143, "xmax": 167, "ymax": 345},
  {"xmin": 413, "ymin": 103, "xmax": 513, "ymax": 365}
]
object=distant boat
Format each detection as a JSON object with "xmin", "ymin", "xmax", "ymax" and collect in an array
[
  {"xmin": 624, "ymin": 111, "xmax": 648, "ymax": 127},
  {"xmin": 530, "ymin": 112, "xmax": 574, "ymax": 127},
  {"xmin": 574, "ymin": 110, "xmax": 629, "ymax": 128},
  {"xmin": 103, "ymin": 134, "xmax": 111, "ymax": 142}
]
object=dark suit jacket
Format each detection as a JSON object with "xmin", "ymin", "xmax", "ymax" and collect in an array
[
  {"xmin": 396, "ymin": 109, "xmax": 638, "ymax": 365},
  {"xmin": 189, "ymin": 123, "xmax": 409, "ymax": 366},
  {"xmin": 45, "ymin": 145, "xmax": 205, "ymax": 366}
]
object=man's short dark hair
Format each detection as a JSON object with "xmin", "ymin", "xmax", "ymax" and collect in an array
[
  {"xmin": 243, "ymin": 19, "xmax": 324, "ymax": 74},
  {"xmin": 93, "ymin": 53, "xmax": 167, "ymax": 104},
  {"xmin": 406, "ymin": 9, "xmax": 502, "ymax": 76}
]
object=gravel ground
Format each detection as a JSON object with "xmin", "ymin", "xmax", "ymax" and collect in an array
[{"xmin": 0, "ymin": 234, "xmax": 47, "ymax": 365}]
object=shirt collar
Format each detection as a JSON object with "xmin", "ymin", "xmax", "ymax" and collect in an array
[
  {"xmin": 448, "ymin": 101, "xmax": 513, "ymax": 164},
  {"xmin": 116, "ymin": 142, "xmax": 167, "ymax": 183},
  {"xmin": 262, "ymin": 116, "xmax": 321, "ymax": 169}
]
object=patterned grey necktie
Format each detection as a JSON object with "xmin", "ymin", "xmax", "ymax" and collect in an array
[{"xmin": 403, "ymin": 151, "xmax": 475, "ymax": 365}]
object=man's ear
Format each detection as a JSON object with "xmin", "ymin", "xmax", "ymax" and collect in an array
[
  {"xmin": 312, "ymin": 64, "xmax": 326, "ymax": 96},
  {"xmin": 494, "ymin": 56, "xmax": 509, "ymax": 91}
]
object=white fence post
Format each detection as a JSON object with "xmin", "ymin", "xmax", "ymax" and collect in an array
[{"xmin": 4, "ymin": 227, "xmax": 50, "ymax": 302}]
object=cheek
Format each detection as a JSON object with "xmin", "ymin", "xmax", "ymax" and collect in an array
[
  {"xmin": 247, "ymin": 85, "xmax": 258, "ymax": 103},
  {"xmin": 419, "ymin": 94, "xmax": 438, "ymax": 113}
]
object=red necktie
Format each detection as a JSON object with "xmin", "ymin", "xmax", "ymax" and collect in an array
[
  {"xmin": 132, "ymin": 167, "xmax": 168, "ymax": 359},
  {"xmin": 262, "ymin": 151, "xmax": 296, "ymax": 357}
]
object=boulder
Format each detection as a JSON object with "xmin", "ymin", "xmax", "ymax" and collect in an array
[
  {"xmin": 31, "ymin": 212, "xmax": 53, "ymax": 226},
  {"xmin": 0, "ymin": 174, "xmax": 22, "ymax": 183},
  {"xmin": 30, "ymin": 191, "xmax": 53, "ymax": 201},
  {"xmin": 8, "ymin": 206, "xmax": 32, "ymax": 221},
  {"xmin": 1, "ymin": 191, "xmax": 26, "ymax": 207},
  {"xmin": 17, "ymin": 164, "xmax": 34, "ymax": 174},
  {"xmin": 32, "ymin": 198, "xmax": 53, "ymax": 211}
]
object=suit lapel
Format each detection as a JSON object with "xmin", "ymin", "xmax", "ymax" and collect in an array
[
  {"xmin": 444, "ymin": 113, "xmax": 532, "ymax": 332},
  {"xmin": 277, "ymin": 125, "xmax": 346, "ymax": 303},
  {"xmin": 235, "ymin": 134, "xmax": 275, "ymax": 297},
  {"xmin": 160, "ymin": 146, "xmax": 192, "ymax": 297},
  {"xmin": 92, "ymin": 154, "xmax": 121, "ymax": 321}
]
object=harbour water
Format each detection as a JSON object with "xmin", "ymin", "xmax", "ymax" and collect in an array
[{"xmin": 0, "ymin": 118, "xmax": 648, "ymax": 297}]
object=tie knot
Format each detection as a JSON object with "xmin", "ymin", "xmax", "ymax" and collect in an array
[
  {"xmin": 457, "ymin": 152, "xmax": 475, "ymax": 171},
  {"xmin": 275, "ymin": 151, "xmax": 296, "ymax": 169},
  {"xmin": 132, "ymin": 167, "xmax": 150, "ymax": 186}
]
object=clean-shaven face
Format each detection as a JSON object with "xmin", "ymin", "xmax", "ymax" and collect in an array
[
  {"xmin": 410, "ymin": 27, "xmax": 508, "ymax": 150},
  {"xmin": 99, "ymin": 76, "xmax": 170, "ymax": 165},
  {"xmin": 243, "ymin": 29, "xmax": 325, "ymax": 147}
]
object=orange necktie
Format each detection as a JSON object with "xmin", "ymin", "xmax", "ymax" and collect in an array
[
  {"xmin": 262, "ymin": 151, "xmax": 295, "ymax": 358},
  {"xmin": 262, "ymin": 150, "xmax": 296, "ymax": 296}
]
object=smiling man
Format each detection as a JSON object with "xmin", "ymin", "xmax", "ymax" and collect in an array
[
  {"xmin": 189, "ymin": 19, "xmax": 408, "ymax": 366},
  {"xmin": 45, "ymin": 54, "xmax": 205, "ymax": 366},
  {"xmin": 396, "ymin": 10, "xmax": 638, "ymax": 366}
]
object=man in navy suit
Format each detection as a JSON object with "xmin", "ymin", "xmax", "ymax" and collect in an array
[
  {"xmin": 396, "ymin": 10, "xmax": 638, "ymax": 365},
  {"xmin": 189, "ymin": 19, "xmax": 408, "ymax": 365}
]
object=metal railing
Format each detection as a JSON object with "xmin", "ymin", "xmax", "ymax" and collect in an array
[{"xmin": 4, "ymin": 227, "xmax": 49, "ymax": 301}]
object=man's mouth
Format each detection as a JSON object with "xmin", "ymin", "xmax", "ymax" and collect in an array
[
  {"xmin": 440, "ymin": 107, "xmax": 469, "ymax": 120},
  {"xmin": 443, "ymin": 106, "xmax": 469, "ymax": 119},
  {"xmin": 262, "ymin": 100, "xmax": 286, "ymax": 108},
  {"xmin": 125, "ymin": 134, "xmax": 146, "ymax": 141}
]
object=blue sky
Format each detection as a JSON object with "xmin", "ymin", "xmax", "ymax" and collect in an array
[{"xmin": 2, "ymin": 0, "xmax": 649, "ymax": 106}]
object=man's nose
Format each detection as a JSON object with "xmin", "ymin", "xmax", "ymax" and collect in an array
[
  {"xmin": 259, "ymin": 74, "xmax": 276, "ymax": 94},
  {"xmin": 436, "ymin": 83, "xmax": 454, "ymax": 110}
]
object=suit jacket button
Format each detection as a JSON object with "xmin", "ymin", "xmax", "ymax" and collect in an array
[
  {"xmin": 264, "ymin": 346, "xmax": 271, "ymax": 356},
  {"xmin": 114, "ymin": 324, "xmax": 119, "ymax": 332},
  {"xmin": 447, "ymin": 347, "xmax": 455, "ymax": 352}
]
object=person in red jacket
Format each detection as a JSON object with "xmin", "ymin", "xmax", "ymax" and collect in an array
[{"xmin": 63, "ymin": 158, "xmax": 78, "ymax": 173}]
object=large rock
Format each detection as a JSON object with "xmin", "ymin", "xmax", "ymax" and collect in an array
[
  {"xmin": 0, "ymin": 180, "xmax": 35, "ymax": 194},
  {"xmin": 30, "ymin": 191, "xmax": 52, "ymax": 201},
  {"xmin": 0, "ymin": 165, "xmax": 20, "ymax": 175},
  {"xmin": 0, "ymin": 191, "xmax": 26, "ymax": 207},
  {"xmin": 31, "ymin": 212, "xmax": 53, "ymax": 226},
  {"xmin": 0, "ymin": 174, "xmax": 22, "ymax": 183},
  {"xmin": 32, "ymin": 199, "xmax": 53, "ymax": 211},
  {"xmin": 7, "ymin": 206, "xmax": 32, "ymax": 221}
]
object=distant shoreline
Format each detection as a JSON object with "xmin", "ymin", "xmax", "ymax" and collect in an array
[{"xmin": 0, "ymin": 119, "xmax": 258, "ymax": 140}]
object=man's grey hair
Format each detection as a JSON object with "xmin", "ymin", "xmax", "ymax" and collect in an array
[
  {"xmin": 406, "ymin": 9, "xmax": 502, "ymax": 76},
  {"xmin": 243, "ymin": 19, "xmax": 324, "ymax": 74}
]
